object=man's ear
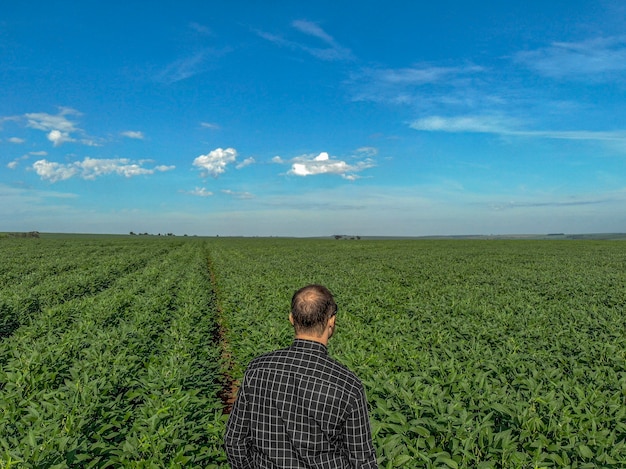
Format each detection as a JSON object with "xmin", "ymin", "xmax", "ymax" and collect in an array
[
  {"xmin": 328, "ymin": 314, "xmax": 336, "ymax": 328},
  {"xmin": 289, "ymin": 312, "xmax": 294, "ymax": 326}
]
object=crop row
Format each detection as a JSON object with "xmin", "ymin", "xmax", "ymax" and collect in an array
[
  {"xmin": 207, "ymin": 238, "xmax": 626, "ymax": 468},
  {"xmin": 0, "ymin": 238, "xmax": 173, "ymax": 339},
  {"xmin": 0, "ymin": 239, "xmax": 228, "ymax": 467}
]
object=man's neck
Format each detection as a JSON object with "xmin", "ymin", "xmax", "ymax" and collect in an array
[{"xmin": 294, "ymin": 333, "xmax": 328, "ymax": 347}]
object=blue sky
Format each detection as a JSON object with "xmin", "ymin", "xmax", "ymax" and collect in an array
[{"xmin": 2, "ymin": 1, "xmax": 626, "ymax": 236}]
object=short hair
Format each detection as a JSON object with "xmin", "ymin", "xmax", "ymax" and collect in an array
[{"xmin": 291, "ymin": 284, "xmax": 337, "ymax": 336}]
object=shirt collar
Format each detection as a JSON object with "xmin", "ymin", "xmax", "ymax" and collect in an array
[{"xmin": 291, "ymin": 338, "xmax": 328, "ymax": 354}]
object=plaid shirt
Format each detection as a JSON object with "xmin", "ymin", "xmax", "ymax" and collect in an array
[{"xmin": 224, "ymin": 339, "xmax": 378, "ymax": 468}]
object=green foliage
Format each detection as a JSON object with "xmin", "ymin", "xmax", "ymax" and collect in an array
[
  {"xmin": 0, "ymin": 238, "xmax": 227, "ymax": 467},
  {"xmin": 207, "ymin": 238, "xmax": 626, "ymax": 468},
  {"xmin": 2, "ymin": 237, "xmax": 625, "ymax": 468}
]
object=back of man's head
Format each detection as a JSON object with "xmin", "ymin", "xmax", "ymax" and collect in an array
[{"xmin": 291, "ymin": 284, "xmax": 337, "ymax": 336}]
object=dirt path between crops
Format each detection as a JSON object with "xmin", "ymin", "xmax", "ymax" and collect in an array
[{"xmin": 207, "ymin": 255, "xmax": 239, "ymax": 414}]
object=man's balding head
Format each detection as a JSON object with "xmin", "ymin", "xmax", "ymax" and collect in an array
[{"xmin": 290, "ymin": 284, "xmax": 337, "ymax": 336}]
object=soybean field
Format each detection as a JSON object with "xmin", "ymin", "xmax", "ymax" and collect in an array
[{"xmin": 1, "ymin": 235, "xmax": 625, "ymax": 468}]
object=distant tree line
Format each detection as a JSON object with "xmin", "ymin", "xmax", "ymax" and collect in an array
[
  {"xmin": 4, "ymin": 231, "xmax": 40, "ymax": 238},
  {"xmin": 129, "ymin": 232, "xmax": 180, "ymax": 237}
]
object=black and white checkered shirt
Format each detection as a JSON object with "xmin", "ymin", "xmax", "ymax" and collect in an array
[{"xmin": 224, "ymin": 339, "xmax": 378, "ymax": 468}]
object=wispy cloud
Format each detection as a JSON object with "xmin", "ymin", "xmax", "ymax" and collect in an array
[
  {"xmin": 32, "ymin": 157, "xmax": 175, "ymax": 182},
  {"xmin": 291, "ymin": 19, "xmax": 353, "ymax": 61},
  {"xmin": 257, "ymin": 20, "xmax": 353, "ymax": 61},
  {"xmin": 154, "ymin": 47, "xmax": 232, "ymax": 85},
  {"xmin": 489, "ymin": 198, "xmax": 608, "ymax": 211},
  {"xmin": 410, "ymin": 115, "xmax": 516, "ymax": 134},
  {"xmin": 7, "ymin": 151, "xmax": 48, "ymax": 169},
  {"xmin": 156, "ymin": 51, "xmax": 210, "ymax": 84},
  {"xmin": 7, "ymin": 137, "xmax": 24, "ymax": 143},
  {"xmin": 364, "ymin": 65, "xmax": 483, "ymax": 85},
  {"xmin": 0, "ymin": 183, "xmax": 78, "ymax": 220},
  {"xmin": 200, "ymin": 122, "xmax": 220, "ymax": 130},
  {"xmin": 515, "ymin": 36, "xmax": 626, "ymax": 79},
  {"xmin": 25, "ymin": 107, "xmax": 80, "ymax": 133},
  {"xmin": 410, "ymin": 114, "xmax": 626, "ymax": 142},
  {"xmin": 193, "ymin": 147, "xmax": 238, "ymax": 178},
  {"xmin": 189, "ymin": 22, "xmax": 213, "ymax": 36},
  {"xmin": 23, "ymin": 107, "xmax": 102, "ymax": 147},
  {"xmin": 236, "ymin": 157, "xmax": 255, "ymax": 169},
  {"xmin": 0, "ymin": 116, "xmax": 20, "ymax": 130},
  {"xmin": 355, "ymin": 147, "xmax": 378, "ymax": 157},
  {"xmin": 155, "ymin": 22, "xmax": 231, "ymax": 84},
  {"xmin": 222, "ymin": 189, "xmax": 254, "ymax": 199},
  {"xmin": 349, "ymin": 64, "xmax": 486, "ymax": 106},
  {"xmin": 121, "ymin": 130, "xmax": 144, "ymax": 139}
]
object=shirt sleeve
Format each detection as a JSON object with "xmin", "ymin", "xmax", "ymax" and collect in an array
[
  {"xmin": 345, "ymin": 383, "xmax": 379, "ymax": 468},
  {"xmin": 224, "ymin": 377, "xmax": 253, "ymax": 469}
]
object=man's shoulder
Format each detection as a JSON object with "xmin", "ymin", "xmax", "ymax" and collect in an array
[
  {"xmin": 246, "ymin": 346, "xmax": 293, "ymax": 370},
  {"xmin": 247, "ymin": 343, "xmax": 363, "ymax": 390},
  {"xmin": 248, "ymin": 346, "xmax": 289, "ymax": 363}
]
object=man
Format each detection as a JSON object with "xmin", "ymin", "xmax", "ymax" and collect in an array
[{"xmin": 224, "ymin": 284, "xmax": 378, "ymax": 468}]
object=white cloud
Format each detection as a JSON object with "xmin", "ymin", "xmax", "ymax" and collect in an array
[
  {"xmin": 47, "ymin": 130, "xmax": 75, "ymax": 146},
  {"xmin": 236, "ymin": 157, "xmax": 255, "ymax": 169},
  {"xmin": 155, "ymin": 165, "xmax": 176, "ymax": 172},
  {"xmin": 33, "ymin": 160, "xmax": 79, "ymax": 182},
  {"xmin": 32, "ymin": 157, "xmax": 175, "ymax": 182},
  {"xmin": 186, "ymin": 187, "xmax": 213, "ymax": 197},
  {"xmin": 7, "ymin": 161, "xmax": 19, "ymax": 169},
  {"xmin": 193, "ymin": 147, "xmax": 237, "ymax": 178},
  {"xmin": 285, "ymin": 151, "xmax": 375, "ymax": 179},
  {"xmin": 8, "ymin": 137, "xmax": 24, "ymax": 144},
  {"xmin": 24, "ymin": 108, "xmax": 100, "ymax": 147},
  {"xmin": 121, "ymin": 130, "xmax": 144, "ymax": 139},
  {"xmin": 272, "ymin": 156, "xmax": 284, "ymax": 163}
]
